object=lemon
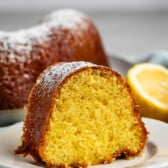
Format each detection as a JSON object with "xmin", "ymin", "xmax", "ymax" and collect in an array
[{"xmin": 126, "ymin": 63, "xmax": 168, "ymax": 122}]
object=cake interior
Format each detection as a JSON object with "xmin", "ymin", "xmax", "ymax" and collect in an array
[{"xmin": 40, "ymin": 68, "xmax": 144, "ymax": 166}]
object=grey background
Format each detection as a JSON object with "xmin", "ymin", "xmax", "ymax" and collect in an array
[{"xmin": 0, "ymin": 0, "xmax": 168, "ymax": 62}]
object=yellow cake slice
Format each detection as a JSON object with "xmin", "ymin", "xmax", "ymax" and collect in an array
[{"xmin": 15, "ymin": 61, "xmax": 148, "ymax": 168}]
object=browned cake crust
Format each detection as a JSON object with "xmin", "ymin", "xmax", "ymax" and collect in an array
[
  {"xmin": 15, "ymin": 62, "xmax": 148, "ymax": 168},
  {"xmin": 0, "ymin": 9, "xmax": 108, "ymax": 109}
]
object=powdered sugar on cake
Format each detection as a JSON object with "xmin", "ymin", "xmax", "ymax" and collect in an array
[
  {"xmin": 0, "ymin": 9, "xmax": 87, "ymax": 62},
  {"xmin": 41, "ymin": 62, "xmax": 94, "ymax": 92},
  {"xmin": 45, "ymin": 9, "xmax": 86, "ymax": 28}
]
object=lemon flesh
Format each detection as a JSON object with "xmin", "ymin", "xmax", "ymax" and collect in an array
[{"xmin": 126, "ymin": 63, "xmax": 168, "ymax": 122}]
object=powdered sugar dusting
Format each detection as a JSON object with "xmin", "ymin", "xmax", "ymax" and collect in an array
[
  {"xmin": 0, "ymin": 9, "xmax": 88, "ymax": 62},
  {"xmin": 45, "ymin": 9, "xmax": 86, "ymax": 28},
  {"xmin": 41, "ymin": 62, "xmax": 94, "ymax": 91}
]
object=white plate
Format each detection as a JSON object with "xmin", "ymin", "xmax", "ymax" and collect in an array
[
  {"xmin": 108, "ymin": 55, "xmax": 132, "ymax": 77},
  {"xmin": 0, "ymin": 108, "xmax": 26, "ymax": 127},
  {"xmin": 0, "ymin": 118, "xmax": 168, "ymax": 168}
]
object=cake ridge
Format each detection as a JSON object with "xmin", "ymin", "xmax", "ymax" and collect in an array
[
  {"xmin": 0, "ymin": 9, "xmax": 108, "ymax": 109},
  {"xmin": 0, "ymin": 9, "xmax": 88, "ymax": 63}
]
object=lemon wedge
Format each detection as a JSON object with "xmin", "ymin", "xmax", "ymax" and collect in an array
[{"xmin": 126, "ymin": 63, "xmax": 168, "ymax": 122}]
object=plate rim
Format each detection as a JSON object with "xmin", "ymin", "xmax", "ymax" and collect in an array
[{"xmin": 0, "ymin": 117, "xmax": 168, "ymax": 168}]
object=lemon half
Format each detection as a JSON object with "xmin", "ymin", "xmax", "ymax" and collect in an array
[{"xmin": 126, "ymin": 63, "xmax": 168, "ymax": 122}]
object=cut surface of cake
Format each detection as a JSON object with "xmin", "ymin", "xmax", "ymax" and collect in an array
[{"xmin": 15, "ymin": 61, "xmax": 148, "ymax": 168}]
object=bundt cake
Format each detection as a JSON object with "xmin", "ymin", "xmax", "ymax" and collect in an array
[
  {"xmin": 15, "ymin": 61, "xmax": 148, "ymax": 168},
  {"xmin": 0, "ymin": 9, "xmax": 108, "ymax": 109}
]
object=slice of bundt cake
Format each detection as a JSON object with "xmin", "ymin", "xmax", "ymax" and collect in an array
[{"xmin": 15, "ymin": 61, "xmax": 148, "ymax": 168}]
